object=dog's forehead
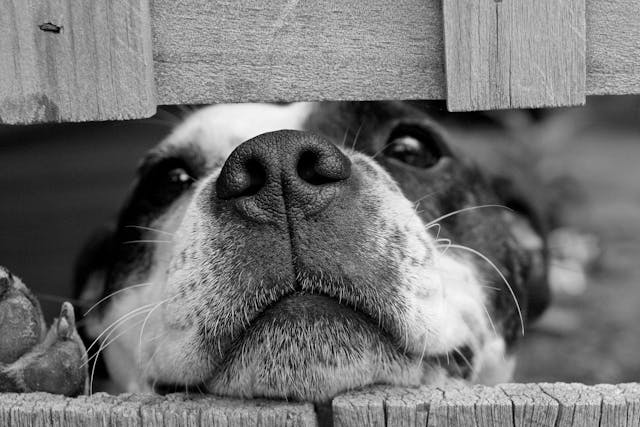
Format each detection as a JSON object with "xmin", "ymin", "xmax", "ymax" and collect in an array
[{"xmin": 158, "ymin": 103, "xmax": 317, "ymax": 165}]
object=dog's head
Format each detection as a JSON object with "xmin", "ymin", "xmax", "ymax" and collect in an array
[{"xmin": 77, "ymin": 101, "xmax": 549, "ymax": 401}]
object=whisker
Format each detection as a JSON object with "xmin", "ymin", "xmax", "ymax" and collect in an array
[
  {"xmin": 479, "ymin": 303, "xmax": 499, "ymax": 338},
  {"xmin": 88, "ymin": 318, "xmax": 147, "ymax": 394},
  {"xmin": 370, "ymin": 140, "xmax": 397, "ymax": 159},
  {"xmin": 351, "ymin": 121, "xmax": 364, "ymax": 151},
  {"xmin": 425, "ymin": 204, "xmax": 512, "ymax": 228},
  {"xmin": 412, "ymin": 191, "xmax": 438, "ymax": 206},
  {"xmin": 138, "ymin": 295, "xmax": 180, "ymax": 362},
  {"xmin": 85, "ymin": 318, "xmax": 146, "ymax": 367},
  {"xmin": 427, "ymin": 223, "xmax": 442, "ymax": 241},
  {"xmin": 440, "ymin": 243, "xmax": 525, "ymax": 336},
  {"xmin": 143, "ymin": 339, "xmax": 164, "ymax": 378},
  {"xmin": 85, "ymin": 303, "xmax": 157, "ymax": 355},
  {"xmin": 453, "ymin": 347, "xmax": 474, "ymax": 374},
  {"xmin": 436, "ymin": 238, "xmax": 452, "ymax": 254},
  {"xmin": 124, "ymin": 225, "xmax": 175, "ymax": 236},
  {"xmin": 418, "ymin": 335, "xmax": 429, "ymax": 367},
  {"xmin": 84, "ymin": 283, "xmax": 152, "ymax": 316},
  {"xmin": 340, "ymin": 127, "xmax": 350, "ymax": 148}
]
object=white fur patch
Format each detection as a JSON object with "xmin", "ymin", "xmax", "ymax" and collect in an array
[{"xmin": 163, "ymin": 103, "xmax": 315, "ymax": 165}]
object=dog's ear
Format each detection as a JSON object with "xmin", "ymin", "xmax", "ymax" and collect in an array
[
  {"xmin": 73, "ymin": 224, "xmax": 115, "ymax": 316},
  {"xmin": 491, "ymin": 176, "xmax": 551, "ymax": 323}
]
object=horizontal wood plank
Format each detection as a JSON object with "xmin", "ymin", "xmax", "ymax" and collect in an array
[
  {"xmin": 150, "ymin": 0, "xmax": 446, "ymax": 105},
  {"xmin": 332, "ymin": 383, "xmax": 640, "ymax": 427},
  {"xmin": 152, "ymin": 0, "xmax": 639, "ymax": 107},
  {"xmin": 0, "ymin": 0, "xmax": 156, "ymax": 124},
  {"xmin": 0, "ymin": 392, "xmax": 317, "ymax": 426},
  {"xmin": 1, "ymin": 0, "xmax": 639, "ymax": 122},
  {"xmin": 1, "ymin": 384, "xmax": 640, "ymax": 426}
]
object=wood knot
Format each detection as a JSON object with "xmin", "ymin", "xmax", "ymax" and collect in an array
[{"xmin": 39, "ymin": 22, "xmax": 62, "ymax": 33}]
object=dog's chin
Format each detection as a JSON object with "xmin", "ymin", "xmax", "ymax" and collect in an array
[{"xmin": 203, "ymin": 294, "xmax": 441, "ymax": 402}]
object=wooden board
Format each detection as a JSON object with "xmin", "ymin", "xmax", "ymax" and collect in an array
[
  {"xmin": 0, "ymin": 0, "xmax": 156, "ymax": 124},
  {"xmin": 332, "ymin": 383, "xmax": 640, "ymax": 427},
  {"xmin": 1, "ymin": 0, "xmax": 639, "ymax": 123},
  {"xmin": 442, "ymin": 0, "xmax": 586, "ymax": 111},
  {"xmin": 0, "ymin": 392, "xmax": 317, "ymax": 426},
  {"xmin": 151, "ymin": 0, "xmax": 638, "ymax": 108},
  {"xmin": 587, "ymin": 1, "xmax": 640, "ymax": 95},
  {"xmin": 150, "ymin": 0, "xmax": 446, "ymax": 105},
  {"xmin": 1, "ymin": 384, "xmax": 640, "ymax": 426}
]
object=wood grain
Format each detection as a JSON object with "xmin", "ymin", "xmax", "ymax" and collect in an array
[
  {"xmin": 150, "ymin": 0, "xmax": 638, "ymax": 109},
  {"xmin": 0, "ymin": 392, "xmax": 317, "ymax": 426},
  {"xmin": 587, "ymin": 1, "xmax": 640, "ymax": 95},
  {"xmin": 333, "ymin": 383, "xmax": 640, "ymax": 427},
  {"xmin": 1, "ymin": 384, "xmax": 640, "ymax": 426},
  {"xmin": 150, "ymin": 0, "xmax": 446, "ymax": 105},
  {"xmin": 0, "ymin": 0, "xmax": 156, "ymax": 124},
  {"xmin": 1, "ymin": 0, "xmax": 639, "ymax": 121},
  {"xmin": 443, "ymin": 0, "xmax": 586, "ymax": 111}
]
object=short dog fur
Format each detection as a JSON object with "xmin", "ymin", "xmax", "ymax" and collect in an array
[{"xmin": 1, "ymin": 101, "xmax": 550, "ymax": 401}]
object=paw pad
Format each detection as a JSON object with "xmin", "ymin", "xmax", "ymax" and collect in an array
[{"xmin": 0, "ymin": 266, "xmax": 88, "ymax": 396}]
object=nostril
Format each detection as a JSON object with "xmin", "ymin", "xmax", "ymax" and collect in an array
[
  {"xmin": 217, "ymin": 157, "xmax": 267, "ymax": 200},
  {"xmin": 297, "ymin": 151, "xmax": 331, "ymax": 185},
  {"xmin": 241, "ymin": 158, "xmax": 268, "ymax": 197},
  {"xmin": 297, "ymin": 150, "xmax": 350, "ymax": 186}
]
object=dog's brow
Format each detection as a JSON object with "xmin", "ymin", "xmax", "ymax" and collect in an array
[{"xmin": 137, "ymin": 143, "xmax": 207, "ymax": 177}]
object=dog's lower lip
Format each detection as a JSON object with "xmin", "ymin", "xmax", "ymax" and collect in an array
[{"xmin": 253, "ymin": 292, "xmax": 379, "ymax": 326}]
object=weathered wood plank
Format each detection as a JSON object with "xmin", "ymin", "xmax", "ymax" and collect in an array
[
  {"xmin": 150, "ymin": 0, "xmax": 638, "ymax": 109},
  {"xmin": 333, "ymin": 383, "xmax": 640, "ymax": 427},
  {"xmin": 499, "ymin": 383, "xmax": 559, "ymax": 427},
  {"xmin": 1, "ymin": 0, "xmax": 639, "ymax": 122},
  {"xmin": 150, "ymin": 0, "xmax": 446, "ymax": 105},
  {"xmin": 0, "ymin": 0, "xmax": 156, "ymax": 124},
  {"xmin": 0, "ymin": 392, "xmax": 317, "ymax": 426},
  {"xmin": 442, "ymin": 0, "xmax": 586, "ymax": 111},
  {"xmin": 587, "ymin": 1, "xmax": 640, "ymax": 96},
  {"xmin": 538, "ymin": 383, "xmax": 601, "ymax": 427},
  {"xmin": 1, "ymin": 384, "xmax": 640, "ymax": 426}
]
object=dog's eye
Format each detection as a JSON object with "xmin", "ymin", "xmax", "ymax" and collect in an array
[
  {"xmin": 167, "ymin": 168, "xmax": 193, "ymax": 186},
  {"xmin": 140, "ymin": 160, "xmax": 196, "ymax": 206},
  {"xmin": 384, "ymin": 125, "xmax": 445, "ymax": 168}
]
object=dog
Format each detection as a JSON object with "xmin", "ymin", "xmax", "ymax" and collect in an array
[{"xmin": 0, "ymin": 101, "xmax": 550, "ymax": 401}]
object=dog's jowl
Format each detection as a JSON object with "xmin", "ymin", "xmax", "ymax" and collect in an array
[{"xmin": 0, "ymin": 101, "xmax": 549, "ymax": 401}]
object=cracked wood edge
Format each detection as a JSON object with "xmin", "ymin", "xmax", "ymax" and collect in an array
[
  {"xmin": 1, "ymin": 384, "xmax": 639, "ymax": 426},
  {"xmin": 333, "ymin": 383, "xmax": 640, "ymax": 427},
  {"xmin": 0, "ymin": 392, "xmax": 317, "ymax": 426}
]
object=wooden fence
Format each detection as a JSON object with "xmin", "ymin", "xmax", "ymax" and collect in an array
[
  {"xmin": 1, "ymin": 0, "xmax": 639, "ymax": 123},
  {"xmin": 1, "ymin": 1, "xmax": 639, "ymax": 425},
  {"xmin": 2, "ymin": 383, "xmax": 640, "ymax": 426}
]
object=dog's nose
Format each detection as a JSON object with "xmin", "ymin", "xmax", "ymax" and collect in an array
[{"xmin": 216, "ymin": 130, "xmax": 351, "ymax": 220}]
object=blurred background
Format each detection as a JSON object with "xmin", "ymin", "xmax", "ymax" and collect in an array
[{"xmin": 1, "ymin": 97, "xmax": 639, "ymax": 385}]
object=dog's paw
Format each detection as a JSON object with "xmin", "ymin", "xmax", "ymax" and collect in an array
[{"xmin": 0, "ymin": 266, "xmax": 88, "ymax": 396}]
